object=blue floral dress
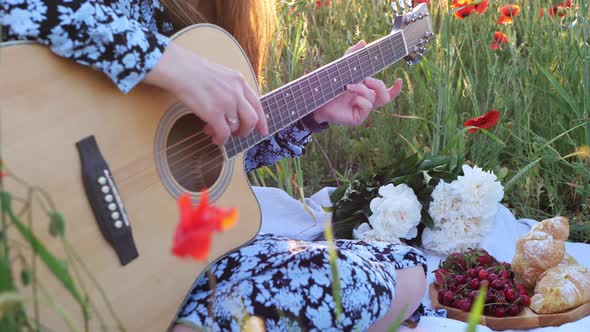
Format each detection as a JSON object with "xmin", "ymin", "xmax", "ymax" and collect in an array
[{"xmin": 1, "ymin": 1, "xmax": 442, "ymax": 330}]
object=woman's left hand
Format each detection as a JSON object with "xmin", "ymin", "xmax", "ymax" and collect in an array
[{"xmin": 311, "ymin": 40, "xmax": 403, "ymax": 126}]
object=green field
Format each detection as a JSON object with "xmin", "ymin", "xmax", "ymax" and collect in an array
[{"xmin": 255, "ymin": 0, "xmax": 590, "ymax": 242}]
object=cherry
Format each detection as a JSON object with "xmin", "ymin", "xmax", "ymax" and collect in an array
[
  {"xmin": 508, "ymin": 304, "xmax": 521, "ymax": 316},
  {"xmin": 478, "ymin": 270, "xmax": 489, "ymax": 280},
  {"xmin": 495, "ymin": 307, "xmax": 506, "ymax": 318},
  {"xmin": 520, "ymin": 294, "xmax": 531, "ymax": 306},
  {"xmin": 480, "ymin": 280, "xmax": 490, "ymax": 288},
  {"xmin": 491, "ymin": 279, "xmax": 504, "ymax": 289},
  {"xmin": 458, "ymin": 299, "xmax": 472, "ymax": 312},
  {"xmin": 468, "ymin": 268, "xmax": 477, "ymax": 278},
  {"xmin": 488, "ymin": 273, "xmax": 498, "ymax": 281},
  {"xmin": 470, "ymin": 279, "xmax": 481, "ymax": 290},
  {"xmin": 505, "ymin": 288, "xmax": 518, "ymax": 302},
  {"xmin": 444, "ymin": 291, "xmax": 454, "ymax": 304},
  {"xmin": 455, "ymin": 275, "xmax": 467, "ymax": 284},
  {"xmin": 499, "ymin": 270, "xmax": 510, "ymax": 279}
]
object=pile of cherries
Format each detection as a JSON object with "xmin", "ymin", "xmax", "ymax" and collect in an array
[{"xmin": 434, "ymin": 248, "xmax": 531, "ymax": 317}]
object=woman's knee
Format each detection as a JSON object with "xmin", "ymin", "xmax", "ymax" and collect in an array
[{"xmin": 368, "ymin": 266, "xmax": 426, "ymax": 332}]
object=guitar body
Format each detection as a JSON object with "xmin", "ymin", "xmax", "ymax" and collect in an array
[{"xmin": 1, "ymin": 24, "xmax": 261, "ymax": 331}]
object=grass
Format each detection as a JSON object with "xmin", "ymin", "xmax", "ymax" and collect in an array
[{"xmin": 255, "ymin": 0, "xmax": 590, "ymax": 242}]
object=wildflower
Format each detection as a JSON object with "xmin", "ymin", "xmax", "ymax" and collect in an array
[
  {"xmin": 541, "ymin": 1, "xmax": 575, "ymax": 18},
  {"xmin": 315, "ymin": 0, "xmax": 330, "ymax": 8},
  {"xmin": 171, "ymin": 190, "xmax": 238, "ymax": 261},
  {"xmin": 498, "ymin": 4, "xmax": 521, "ymax": 25},
  {"xmin": 451, "ymin": 0, "xmax": 489, "ymax": 19},
  {"xmin": 464, "ymin": 109, "xmax": 500, "ymax": 133},
  {"xmin": 412, "ymin": 0, "xmax": 430, "ymax": 6},
  {"xmin": 490, "ymin": 32, "xmax": 509, "ymax": 51}
]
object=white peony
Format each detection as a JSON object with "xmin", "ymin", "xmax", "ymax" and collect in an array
[
  {"xmin": 421, "ymin": 218, "xmax": 483, "ymax": 256},
  {"xmin": 428, "ymin": 180, "xmax": 463, "ymax": 222},
  {"xmin": 368, "ymin": 183, "xmax": 422, "ymax": 242},
  {"xmin": 453, "ymin": 165, "xmax": 504, "ymax": 219}
]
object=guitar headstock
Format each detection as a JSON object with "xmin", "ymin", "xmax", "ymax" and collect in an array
[{"xmin": 392, "ymin": 1, "xmax": 435, "ymax": 68}]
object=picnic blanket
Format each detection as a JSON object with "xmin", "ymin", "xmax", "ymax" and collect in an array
[{"xmin": 252, "ymin": 186, "xmax": 590, "ymax": 332}]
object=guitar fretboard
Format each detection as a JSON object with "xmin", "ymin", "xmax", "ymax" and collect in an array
[{"xmin": 225, "ymin": 31, "xmax": 408, "ymax": 158}]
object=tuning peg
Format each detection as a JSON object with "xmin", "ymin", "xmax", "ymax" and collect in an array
[
  {"xmin": 391, "ymin": 2, "xmax": 399, "ymax": 16},
  {"xmin": 398, "ymin": 0, "xmax": 406, "ymax": 13}
]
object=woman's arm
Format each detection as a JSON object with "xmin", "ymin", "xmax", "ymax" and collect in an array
[
  {"xmin": 1, "ymin": 0, "xmax": 269, "ymax": 145},
  {"xmin": 1, "ymin": 0, "xmax": 169, "ymax": 93}
]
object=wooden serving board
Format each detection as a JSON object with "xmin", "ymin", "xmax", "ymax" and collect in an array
[{"xmin": 429, "ymin": 283, "xmax": 590, "ymax": 330}]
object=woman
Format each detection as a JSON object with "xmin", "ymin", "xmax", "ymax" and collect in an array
[{"xmin": 1, "ymin": 1, "xmax": 430, "ymax": 331}]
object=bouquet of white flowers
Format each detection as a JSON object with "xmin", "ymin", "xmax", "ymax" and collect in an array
[
  {"xmin": 421, "ymin": 165, "xmax": 504, "ymax": 255},
  {"xmin": 330, "ymin": 155, "xmax": 505, "ymax": 253}
]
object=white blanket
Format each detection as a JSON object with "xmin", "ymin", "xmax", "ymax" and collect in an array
[{"xmin": 252, "ymin": 186, "xmax": 590, "ymax": 332}]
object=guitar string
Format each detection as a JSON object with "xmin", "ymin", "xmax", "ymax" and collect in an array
[
  {"xmin": 165, "ymin": 46, "xmax": 405, "ymax": 180},
  {"xmin": 160, "ymin": 35, "xmax": 406, "ymax": 165},
  {"xmin": 164, "ymin": 37, "xmax": 408, "ymax": 176}
]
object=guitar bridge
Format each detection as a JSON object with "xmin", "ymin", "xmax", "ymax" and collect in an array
[{"xmin": 76, "ymin": 136, "xmax": 138, "ymax": 265}]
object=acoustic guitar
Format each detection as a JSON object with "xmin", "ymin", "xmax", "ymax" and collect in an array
[{"xmin": 0, "ymin": 3, "xmax": 432, "ymax": 331}]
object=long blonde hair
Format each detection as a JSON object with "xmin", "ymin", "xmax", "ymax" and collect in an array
[{"xmin": 160, "ymin": 0, "xmax": 277, "ymax": 82}]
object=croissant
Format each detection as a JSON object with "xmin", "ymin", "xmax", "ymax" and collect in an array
[
  {"xmin": 511, "ymin": 217, "xmax": 569, "ymax": 289},
  {"xmin": 530, "ymin": 264, "xmax": 590, "ymax": 314}
]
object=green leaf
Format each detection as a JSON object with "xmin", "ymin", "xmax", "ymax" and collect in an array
[
  {"xmin": 0, "ymin": 192, "xmax": 87, "ymax": 312},
  {"xmin": 466, "ymin": 285, "xmax": 487, "ymax": 332},
  {"xmin": 504, "ymin": 158, "xmax": 542, "ymax": 192},
  {"xmin": 48, "ymin": 211, "xmax": 66, "ymax": 238}
]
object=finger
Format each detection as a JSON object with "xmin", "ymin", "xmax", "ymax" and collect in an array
[
  {"xmin": 346, "ymin": 83, "xmax": 376, "ymax": 106},
  {"xmin": 351, "ymin": 96, "xmax": 373, "ymax": 125},
  {"xmin": 203, "ymin": 124, "xmax": 213, "ymax": 137},
  {"xmin": 344, "ymin": 40, "xmax": 367, "ymax": 55},
  {"xmin": 225, "ymin": 111, "xmax": 240, "ymax": 134},
  {"xmin": 235, "ymin": 100, "xmax": 259, "ymax": 137},
  {"xmin": 207, "ymin": 115, "xmax": 232, "ymax": 145},
  {"xmin": 388, "ymin": 78, "xmax": 404, "ymax": 101},
  {"xmin": 242, "ymin": 86, "xmax": 269, "ymax": 136},
  {"xmin": 364, "ymin": 77, "xmax": 390, "ymax": 108}
]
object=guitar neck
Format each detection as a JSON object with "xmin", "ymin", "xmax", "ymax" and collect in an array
[{"xmin": 225, "ymin": 30, "xmax": 408, "ymax": 158}]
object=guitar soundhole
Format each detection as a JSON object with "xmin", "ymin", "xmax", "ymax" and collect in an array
[{"xmin": 165, "ymin": 114, "xmax": 224, "ymax": 192}]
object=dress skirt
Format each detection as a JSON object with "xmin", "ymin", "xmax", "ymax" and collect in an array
[{"xmin": 176, "ymin": 234, "xmax": 432, "ymax": 331}]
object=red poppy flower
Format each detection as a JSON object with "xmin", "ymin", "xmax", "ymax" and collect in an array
[
  {"xmin": 451, "ymin": 0, "xmax": 488, "ymax": 19},
  {"xmin": 474, "ymin": 0, "xmax": 489, "ymax": 14},
  {"xmin": 541, "ymin": 1, "xmax": 575, "ymax": 18},
  {"xmin": 498, "ymin": 4, "xmax": 520, "ymax": 24},
  {"xmin": 490, "ymin": 32, "xmax": 509, "ymax": 51},
  {"xmin": 464, "ymin": 110, "xmax": 501, "ymax": 133},
  {"xmin": 499, "ymin": 4, "xmax": 521, "ymax": 16},
  {"xmin": 315, "ymin": 0, "xmax": 330, "ymax": 8},
  {"xmin": 171, "ymin": 190, "xmax": 238, "ymax": 261}
]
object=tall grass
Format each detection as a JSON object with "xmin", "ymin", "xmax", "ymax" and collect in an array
[{"xmin": 255, "ymin": 0, "xmax": 590, "ymax": 242}]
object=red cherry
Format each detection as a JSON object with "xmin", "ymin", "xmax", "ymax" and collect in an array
[
  {"xmin": 499, "ymin": 270, "xmax": 510, "ymax": 279},
  {"xmin": 470, "ymin": 279, "xmax": 481, "ymax": 290},
  {"xmin": 444, "ymin": 291, "xmax": 454, "ymax": 304},
  {"xmin": 492, "ymin": 279, "xmax": 504, "ymax": 289},
  {"xmin": 508, "ymin": 304, "xmax": 521, "ymax": 316},
  {"xmin": 506, "ymin": 289, "xmax": 519, "ymax": 301},
  {"xmin": 456, "ymin": 275, "xmax": 467, "ymax": 284},
  {"xmin": 488, "ymin": 273, "xmax": 498, "ymax": 281},
  {"xmin": 478, "ymin": 270, "xmax": 489, "ymax": 280},
  {"xmin": 468, "ymin": 268, "xmax": 477, "ymax": 278},
  {"xmin": 520, "ymin": 294, "xmax": 531, "ymax": 306},
  {"xmin": 476, "ymin": 266, "xmax": 484, "ymax": 273},
  {"xmin": 495, "ymin": 307, "xmax": 506, "ymax": 318},
  {"xmin": 458, "ymin": 299, "xmax": 472, "ymax": 312}
]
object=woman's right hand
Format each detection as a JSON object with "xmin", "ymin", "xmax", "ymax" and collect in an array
[{"xmin": 144, "ymin": 41, "xmax": 269, "ymax": 145}]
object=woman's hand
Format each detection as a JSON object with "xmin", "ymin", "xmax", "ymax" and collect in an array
[
  {"xmin": 310, "ymin": 41, "xmax": 404, "ymax": 126},
  {"xmin": 144, "ymin": 41, "xmax": 269, "ymax": 145}
]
